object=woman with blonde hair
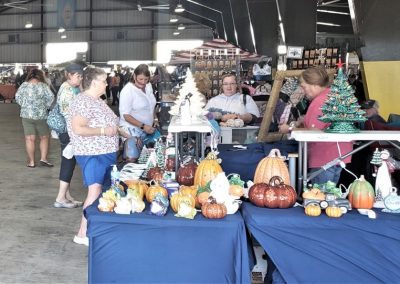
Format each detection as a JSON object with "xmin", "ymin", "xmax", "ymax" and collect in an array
[
  {"xmin": 69, "ymin": 67, "xmax": 119, "ymax": 246},
  {"xmin": 15, "ymin": 69, "xmax": 54, "ymax": 168}
]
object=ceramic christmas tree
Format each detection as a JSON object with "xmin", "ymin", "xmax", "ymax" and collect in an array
[
  {"xmin": 370, "ymin": 148, "xmax": 382, "ymax": 166},
  {"xmin": 319, "ymin": 60, "xmax": 366, "ymax": 133},
  {"xmin": 169, "ymin": 68, "xmax": 206, "ymax": 122}
]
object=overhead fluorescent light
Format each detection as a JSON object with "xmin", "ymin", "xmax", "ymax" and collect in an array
[
  {"xmin": 173, "ymin": 31, "xmax": 180, "ymax": 36},
  {"xmin": 317, "ymin": 22, "xmax": 341, "ymax": 27},
  {"xmin": 137, "ymin": 4, "xmax": 142, "ymax": 11},
  {"xmin": 58, "ymin": 27, "xmax": 65, "ymax": 33},
  {"xmin": 317, "ymin": 9, "xmax": 350, "ymax": 15},
  {"xmin": 61, "ymin": 34, "xmax": 67, "ymax": 39},
  {"xmin": 175, "ymin": 3, "xmax": 185, "ymax": 13},
  {"xmin": 170, "ymin": 16, "xmax": 178, "ymax": 23},
  {"xmin": 25, "ymin": 21, "xmax": 33, "ymax": 29},
  {"xmin": 177, "ymin": 24, "xmax": 185, "ymax": 30}
]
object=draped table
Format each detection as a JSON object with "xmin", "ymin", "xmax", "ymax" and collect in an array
[
  {"xmin": 241, "ymin": 202, "xmax": 400, "ymax": 283},
  {"xmin": 85, "ymin": 202, "xmax": 252, "ymax": 283}
]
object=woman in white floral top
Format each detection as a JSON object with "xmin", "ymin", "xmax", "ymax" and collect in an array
[
  {"xmin": 68, "ymin": 67, "xmax": 119, "ymax": 246},
  {"xmin": 15, "ymin": 69, "xmax": 54, "ymax": 168}
]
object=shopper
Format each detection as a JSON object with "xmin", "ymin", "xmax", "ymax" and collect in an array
[
  {"xmin": 119, "ymin": 64, "xmax": 158, "ymax": 161},
  {"xmin": 15, "ymin": 69, "xmax": 54, "ymax": 168},
  {"xmin": 279, "ymin": 66, "xmax": 353, "ymax": 184},
  {"xmin": 69, "ymin": 67, "xmax": 119, "ymax": 246},
  {"xmin": 205, "ymin": 73, "xmax": 260, "ymax": 124},
  {"xmin": 53, "ymin": 63, "xmax": 84, "ymax": 209}
]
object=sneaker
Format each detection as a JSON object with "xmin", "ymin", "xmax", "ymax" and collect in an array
[
  {"xmin": 54, "ymin": 200, "xmax": 77, "ymax": 209},
  {"xmin": 73, "ymin": 235, "xmax": 89, "ymax": 246}
]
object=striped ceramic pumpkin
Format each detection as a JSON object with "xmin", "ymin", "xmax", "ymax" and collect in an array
[
  {"xmin": 253, "ymin": 149, "xmax": 290, "ymax": 185},
  {"xmin": 348, "ymin": 175, "xmax": 375, "ymax": 209}
]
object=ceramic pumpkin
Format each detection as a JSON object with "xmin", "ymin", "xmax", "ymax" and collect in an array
[
  {"xmin": 146, "ymin": 182, "xmax": 168, "ymax": 203},
  {"xmin": 146, "ymin": 166, "xmax": 164, "ymax": 182},
  {"xmin": 263, "ymin": 176, "xmax": 297, "ymax": 208},
  {"xmin": 179, "ymin": 185, "xmax": 198, "ymax": 199},
  {"xmin": 201, "ymin": 199, "xmax": 227, "ymax": 219},
  {"xmin": 196, "ymin": 191, "xmax": 210, "ymax": 208},
  {"xmin": 253, "ymin": 149, "xmax": 290, "ymax": 185},
  {"xmin": 194, "ymin": 152, "xmax": 223, "ymax": 187},
  {"xmin": 348, "ymin": 175, "xmax": 375, "ymax": 209},
  {"xmin": 302, "ymin": 188, "xmax": 326, "ymax": 201},
  {"xmin": 248, "ymin": 183, "xmax": 269, "ymax": 207},
  {"xmin": 228, "ymin": 174, "xmax": 244, "ymax": 198},
  {"xmin": 325, "ymin": 206, "xmax": 343, "ymax": 218},
  {"xmin": 124, "ymin": 180, "xmax": 149, "ymax": 200},
  {"xmin": 304, "ymin": 204, "xmax": 321, "ymax": 217},
  {"xmin": 177, "ymin": 161, "xmax": 198, "ymax": 186},
  {"xmin": 165, "ymin": 156, "xmax": 175, "ymax": 171},
  {"xmin": 170, "ymin": 192, "xmax": 196, "ymax": 213}
]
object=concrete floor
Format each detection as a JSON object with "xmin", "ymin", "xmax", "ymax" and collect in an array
[{"xmin": 0, "ymin": 104, "xmax": 87, "ymax": 283}]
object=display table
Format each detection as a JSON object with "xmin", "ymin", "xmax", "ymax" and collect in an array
[
  {"xmin": 291, "ymin": 129, "xmax": 400, "ymax": 191},
  {"xmin": 241, "ymin": 202, "xmax": 400, "ymax": 283},
  {"xmin": 168, "ymin": 115, "xmax": 211, "ymax": 169},
  {"xmin": 85, "ymin": 202, "xmax": 252, "ymax": 283},
  {"xmin": 0, "ymin": 84, "xmax": 16, "ymax": 101}
]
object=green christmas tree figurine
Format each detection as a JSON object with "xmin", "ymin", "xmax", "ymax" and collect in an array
[{"xmin": 319, "ymin": 60, "xmax": 367, "ymax": 133}]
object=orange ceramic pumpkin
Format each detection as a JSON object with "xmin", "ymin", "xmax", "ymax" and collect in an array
[
  {"xmin": 201, "ymin": 200, "xmax": 227, "ymax": 219},
  {"xmin": 124, "ymin": 180, "xmax": 149, "ymax": 200},
  {"xmin": 146, "ymin": 182, "xmax": 168, "ymax": 203},
  {"xmin": 348, "ymin": 175, "xmax": 375, "ymax": 209},
  {"xmin": 194, "ymin": 152, "xmax": 223, "ymax": 187},
  {"xmin": 170, "ymin": 193, "xmax": 196, "ymax": 213},
  {"xmin": 254, "ymin": 149, "xmax": 290, "ymax": 185},
  {"xmin": 179, "ymin": 185, "xmax": 198, "ymax": 199}
]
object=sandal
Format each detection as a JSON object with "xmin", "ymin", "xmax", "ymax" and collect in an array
[
  {"xmin": 26, "ymin": 164, "xmax": 36, "ymax": 168},
  {"xmin": 40, "ymin": 160, "xmax": 54, "ymax": 167}
]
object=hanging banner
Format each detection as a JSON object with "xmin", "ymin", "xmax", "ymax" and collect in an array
[{"xmin": 57, "ymin": 0, "xmax": 76, "ymax": 29}]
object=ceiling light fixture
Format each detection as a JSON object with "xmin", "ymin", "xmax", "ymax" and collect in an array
[
  {"xmin": 317, "ymin": 21, "xmax": 341, "ymax": 27},
  {"xmin": 317, "ymin": 9, "xmax": 350, "ymax": 15},
  {"xmin": 25, "ymin": 21, "xmax": 33, "ymax": 29},
  {"xmin": 170, "ymin": 16, "xmax": 178, "ymax": 23},
  {"xmin": 58, "ymin": 27, "xmax": 65, "ymax": 33},
  {"xmin": 177, "ymin": 24, "xmax": 185, "ymax": 30},
  {"xmin": 175, "ymin": 3, "xmax": 185, "ymax": 13},
  {"xmin": 173, "ymin": 31, "xmax": 180, "ymax": 36},
  {"xmin": 61, "ymin": 34, "xmax": 67, "ymax": 39}
]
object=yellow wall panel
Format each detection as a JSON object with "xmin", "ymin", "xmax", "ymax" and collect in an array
[{"xmin": 362, "ymin": 61, "xmax": 400, "ymax": 120}]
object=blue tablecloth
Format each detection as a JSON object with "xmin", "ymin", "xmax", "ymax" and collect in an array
[
  {"xmin": 241, "ymin": 202, "xmax": 400, "ymax": 283},
  {"xmin": 85, "ymin": 202, "xmax": 252, "ymax": 283}
]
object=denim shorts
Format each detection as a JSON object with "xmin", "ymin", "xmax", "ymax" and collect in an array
[{"xmin": 75, "ymin": 152, "xmax": 117, "ymax": 188}]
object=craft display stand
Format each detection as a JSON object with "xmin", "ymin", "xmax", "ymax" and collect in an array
[
  {"xmin": 167, "ymin": 115, "xmax": 211, "ymax": 171},
  {"xmin": 190, "ymin": 49, "xmax": 240, "ymax": 98}
]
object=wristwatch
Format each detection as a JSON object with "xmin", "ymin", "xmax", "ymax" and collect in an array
[
  {"xmin": 288, "ymin": 121, "xmax": 296, "ymax": 132},
  {"xmin": 140, "ymin": 123, "xmax": 145, "ymax": 130}
]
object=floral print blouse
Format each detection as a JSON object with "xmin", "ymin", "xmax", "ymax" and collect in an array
[
  {"xmin": 15, "ymin": 82, "xmax": 54, "ymax": 120},
  {"xmin": 68, "ymin": 93, "xmax": 119, "ymax": 156},
  {"xmin": 57, "ymin": 81, "xmax": 80, "ymax": 120}
]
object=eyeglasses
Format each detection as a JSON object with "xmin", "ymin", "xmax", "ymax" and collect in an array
[
  {"xmin": 95, "ymin": 79, "xmax": 108, "ymax": 85},
  {"xmin": 222, "ymin": 83, "xmax": 237, "ymax": 86}
]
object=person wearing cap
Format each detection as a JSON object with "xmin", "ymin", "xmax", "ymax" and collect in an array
[
  {"xmin": 361, "ymin": 99, "xmax": 386, "ymax": 124},
  {"xmin": 15, "ymin": 69, "xmax": 54, "ymax": 168},
  {"xmin": 53, "ymin": 63, "xmax": 84, "ymax": 209}
]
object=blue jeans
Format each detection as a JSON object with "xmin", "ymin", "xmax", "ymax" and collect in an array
[{"xmin": 309, "ymin": 165, "xmax": 343, "ymax": 185}]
